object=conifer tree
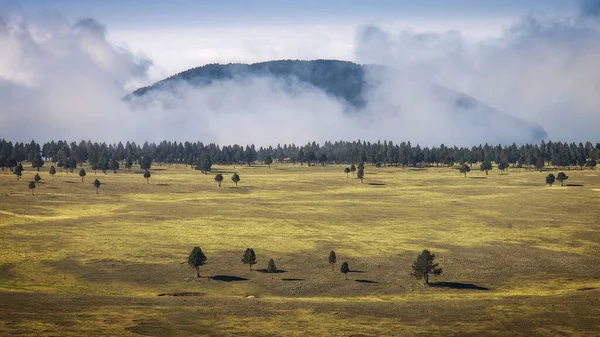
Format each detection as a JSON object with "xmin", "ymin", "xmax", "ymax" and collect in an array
[
  {"xmin": 144, "ymin": 170, "xmax": 151, "ymax": 184},
  {"xmin": 49, "ymin": 166, "xmax": 56, "ymax": 181},
  {"xmin": 459, "ymin": 163, "xmax": 471, "ymax": 177},
  {"xmin": 546, "ymin": 174, "xmax": 555, "ymax": 186},
  {"xmin": 79, "ymin": 168, "xmax": 86, "ymax": 182},
  {"xmin": 232, "ymin": 172, "xmax": 240, "ymax": 187},
  {"xmin": 93, "ymin": 179, "xmax": 101, "ymax": 194},
  {"xmin": 341, "ymin": 262, "xmax": 350, "ymax": 280},
  {"xmin": 328, "ymin": 250, "xmax": 337, "ymax": 271},
  {"xmin": 188, "ymin": 246, "xmax": 207, "ymax": 278},
  {"xmin": 267, "ymin": 258, "xmax": 277, "ymax": 279},
  {"xmin": 214, "ymin": 173, "xmax": 224, "ymax": 187},
  {"xmin": 411, "ymin": 249, "xmax": 443, "ymax": 286},
  {"xmin": 557, "ymin": 172, "xmax": 568, "ymax": 186},
  {"xmin": 241, "ymin": 248, "xmax": 257, "ymax": 270},
  {"xmin": 28, "ymin": 181, "xmax": 36, "ymax": 196}
]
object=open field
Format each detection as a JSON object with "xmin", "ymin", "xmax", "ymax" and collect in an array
[{"xmin": 1, "ymin": 163, "xmax": 599, "ymax": 336}]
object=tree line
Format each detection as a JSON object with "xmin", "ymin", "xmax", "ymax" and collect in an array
[{"xmin": 1, "ymin": 139, "xmax": 598, "ymax": 173}]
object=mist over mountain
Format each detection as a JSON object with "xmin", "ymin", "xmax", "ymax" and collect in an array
[{"xmin": 129, "ymin": 60, "xmax": 547, "ymax": 145}]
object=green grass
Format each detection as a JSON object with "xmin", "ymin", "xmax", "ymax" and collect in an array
[{"xmin": 1, "ymin": 163, "xmax": 599, "ymax": 336}]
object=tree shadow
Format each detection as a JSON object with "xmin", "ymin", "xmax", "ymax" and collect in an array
[
  {"xmin": 469, "ymin": 177, "xmax": 488, "ymax": 179},
  {"xmin": 355, "ymin": 279, "xmax": 377, "ymax": 284},
  {"xmin": 256, "ymin": 269, "xmax": 287, "ymax": 274},
  {"xmin": 566, "ymin": 184, "xmax": 584, "ymax": 187},
  {"xmin": 368, "ymin": 183, "xmax": 386, "ymax": 186},
  {"xmin": 156, "ymin": 184, "xmax": 170, "ymax": 187},
  {"xmin": 157, "ymin": 292, "xmax": 203, "ymax": 297},
  {"xmin": 349, "ymin": 270, "xmax": 365, "ymax": 273},
  {"xmin": 210, "ymin": 275, "xmax": 248, "ymax": 282},
  {"xmin": 429, "ymin": 282, "xmax": 489, "ymax": 290},
  {"xmin": 281, "ymin": 278, "xmax": 305, "ymax": 281}
]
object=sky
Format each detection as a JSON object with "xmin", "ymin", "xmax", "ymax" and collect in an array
[{"xmin": 0, "ymin": 0, "xmax": 599, "ymax": 145}]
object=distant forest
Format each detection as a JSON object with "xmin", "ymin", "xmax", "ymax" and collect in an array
[{"xmin": 0, "ymin": 139, "xmax": 598, "ymax": 172}]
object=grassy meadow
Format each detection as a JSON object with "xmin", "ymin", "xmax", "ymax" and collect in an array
[{"xmin": 1, "ymin": 162, "xmax": 599, "ymax": 336}]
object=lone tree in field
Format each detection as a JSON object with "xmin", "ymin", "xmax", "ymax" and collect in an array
[
  {"xmin": 546, "ymin": 173, "xmax": 555, "ymax": 186},
  {"xmin": 497, "ymin": 160, "xmax": 509, "ymax": 173},
  {"xmin": 341, "ymin": 262, "xmax": 350, "ymax": 280},
  {"xmin": 350, "ymin": 164, "xmax": 356, "ymax": 176},
  {"xmin": 79, "ymin": 168, "xmax": 86, "ymax": 182},
  {"xmin": 267, "ymin": 258, "xmax": 277, "ymax": 279},
  {"xmin": 93, "ymin": 179, "xmax": 101, "ymax": 194},
  {"xmin": 411, "ymin": 249, "xmax": 443, "ymax": 286},
  {"xmin": 214, "ymin": 173, "xmax": 224, "ymax": 187},
  {"xmin": 49, "ymin": 166, "xmax": 56, "ymax": 180},
  {"xmin": 187, "ymin": 246, "xmax": 207, "ymax": 278},
  {"xmin": 344, "ymin": 167, "xmax": 350, "ymax": 178},
  {"xmin": 144, "ymin": 169, "xmax": 151, "ymax": 184},
  {"xmin": 15, "ymin": 165, "xmax": 23, "ymax": 181},
  {"xmin": 459, "ymin": 163, "xmax": 471, "ymax": 177},
  {"xmin": 265, "ymin": 155, "xmax": 273, "ymax": 169},
  {"xmin": 328, "ymin": 250, "xmax": 337, "ymax": 271},
  {"xmin": 28, "ymin": 181, "xmax": 36, "ymax": 196},
  {"xmin": 480, "ymin": 160, "xmax": 493, "ymax": 175},
  {"xmin": 34, "ymin": 173, "xmax": 41, "ymax": 183},
  {"xmin": 557, "ymin": 172, "xmax": 568, "ymax": 186},
  {"xmin": 357, "ymin": 163, "xmax": 364, "ymax": 183},
  {"xmin": 242, "ymin": 248, "xmax": 257, "ymax": 270},
  {"xmin": 232, "ymin": 172, "xmax": 240, "ymax": 187}
]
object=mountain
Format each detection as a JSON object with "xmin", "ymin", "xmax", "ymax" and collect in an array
[{"xmin": 129, "ymin": 59, "xmax": 547, "ymax": 143}]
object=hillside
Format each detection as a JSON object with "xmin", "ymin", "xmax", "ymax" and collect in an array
[{"xmin": 129, "ymin": 60, "xmax": 548, "ymax": 143}]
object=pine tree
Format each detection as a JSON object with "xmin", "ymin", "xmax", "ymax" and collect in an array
[
  {"xmin": 350, "ymin": 163, "xmax": 356, "ymax": 176},
  {"xmin": 93, "ymin": 179, "xmax": 101, "ymax": 194},
  {"xmin": 328, "ymin": 250, "xmax": 337, "ymax": 271},
  {"xmin": 459, "ymin": 163, "xmax": 471, "ymax": 177},
  {"xmin": 556, "ymin": 172, "xmax": 568, "ymax": 186},
  {"xmin": 411, "ymin": 249, "xmax": 443, "ymax": 286},
  {"xmin": 344, "ymin": 167, "xmax": 350, "ymax": 178},
  {"xmin": 28, "ymin": 181, "xmax": 36, "ymax": 196},
  {"xmin": 480, "ymin": 160, "xmax": 493, "ymax": 175},
  {"xmin": 34, "ymin": 173, "xmax": 41, "ymax": 183},
  {"xmin": 214, "ymin": 173, "xmax": 224, "ymax": 187},
  {"xmin": 241, "ymin": 248, "xmax": 257, "ymax": 270},
  {"xmin": 79, "ymin": 168, "xmax": 86, "ymax": 182},
  {"xmin": 341, "ymin": 262, "xmax": 350, "ymax": 280},
  {"xmin": 144, "ymin": 170, "xmax": 151, "ymax": 184},
  {"xmin": 187, "ymin": 247, "xmax": 207, "ymax": 278},
  {"xmin": 357, "ymin": 162, "xmax": 364, "ymax": 183},
  {"xmin": 265, "ymin": 155, "xmax": 273, "ymax": 169},
  {"xmin": 232, "ymin": 172, "xmax": 240, "ymax": 187},
  {"xmin": 267, "ymin": 258, "xmax": 277, "ymax": 279},
  {"xmin": 546, "ymin": 174, "xmax": 555, "ymax": 186},
  {"xmin": 49, "ymin": 166, "xmax": 56, "ymax": 181}
]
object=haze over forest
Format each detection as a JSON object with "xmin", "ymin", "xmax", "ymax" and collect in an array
[{"xmin": 1, "ymin": 0, "xmax": 600, "ymax": 145}]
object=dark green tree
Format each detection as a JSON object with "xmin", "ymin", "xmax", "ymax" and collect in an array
[
  {"xmin": 411, "ymin": 249, "xmax": 443, "ymax": 286},
  {"xmin": 196, "ymin": 154, "xmax": 212, "ymax": 174},
  {"xmin": 297, "ymin": 149, "xmax": 305, "ymax": 166},
  {"xmin": 110, "ymin": 158, "xmax": 119, "ymax": 174},
  {"xmin": 125, "ymin": 156, "xmax": 133, "ymax": 172},
  {"xmin": 319, "ymin": 153, "xmax": 327, "ymax": 166},
  {"xmin": 232, "ymin": 172, "xmax": 240, "ymax": 187},
  {"xmin": 28, "ymin": 181, "xmax": 36, "ymax": 196},
  {"xmin": 586, "ymin": 159, "xmax": 597, "ymax": 170},
  {"xmin": 92, "ymin": 163, "xmax": 98, "ymax": 174},
  {"xmin": 49, "ymin": 166, "xmax": 56, "ymax": 181},
  {"xmin": 328, "ymin": 250, "xmax": 337, "ymax": 271},
  {"xmin": 344, "ymin": 167, "xmax": 350, "ymax": 178},
  {"xmin": 241, "ymin": 248, "xmax": 257, "ymax": 270},
  {"xmin": 267, "ymin": 258, "xmax": 277, "ymax": 279},
  {"xmin": 497, "ymin": 160, "xmax": 509, "ymax": 173},
  {"xmin": 556, "ymin": 172, "xmax": 568, "ymax": 186},
  {"xmin": 187, "ymin": 246, "xmax": 207, "ymax": 278},
  {"xmin": 79, "ymin": 168, "xmax": 86, "ymax": 182},
  {"xmin": 265, "ymin": 155, "xmax": 273, "ymax": 169},
  {"xmin": 480, "ymin": 160, "xmax": 493, "ymax": 175},
  {"xmin": 144, "ymin": 170, "xmax": 151, "ymax": 184},
  {"xmin": 546, "ymin": 174, "xmax": 555, "ymax": 186},
  {"xmin": 350, "ymin": 163, "xmax": 356, "ymax": 176},
  {"xmin": 93, "ymin": 179, "xmax": 101, "ymax": 194},
  {"xmin": 340, "ymin": 262, "xmax": 350, "ymax": 280},
  {"xmin": 32, "ymin": 153, "xmax": 44, "ymax": 172},
  {"xmin": 214, "ymin": 173, "xmax": 224, "ymax": 187},
  {"xmin": 459, "ymin": 163, "xmax": 471, "ymax": 177},
  {"xmin": 34, "ymin": 173, "xmax": 41, "ymax": 183},
  {"xmin": 357, "ymin": 162, "xmax": 364, "ymax": 183},
  {"xmin": 535, "ymin": 157, "xmax": 545, "ymax": 172},
  {"xmin": 15, "ymin": 164, "xmax": 23, "ymax": 181}
]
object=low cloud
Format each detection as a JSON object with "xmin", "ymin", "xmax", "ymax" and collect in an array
[{"xmin": 1, "ymin": 3, "xmax": 599, "ymax": 146}]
